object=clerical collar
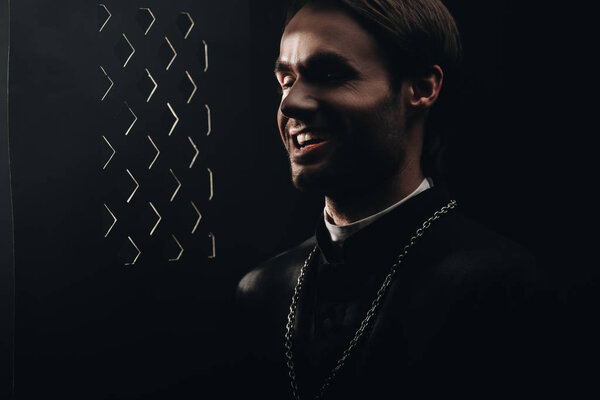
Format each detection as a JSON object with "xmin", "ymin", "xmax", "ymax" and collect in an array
[{"xmin": 323, "ymin": 178, "xmax": 432, "ymax": 244}]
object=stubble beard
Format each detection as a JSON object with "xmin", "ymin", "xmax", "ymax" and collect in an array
[{"xmin": 287, "ymin": 94, "xmax": 406, "ymax": 197}]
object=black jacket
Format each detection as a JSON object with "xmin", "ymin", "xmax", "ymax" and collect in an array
[{"xmin": 235, "ymin": 186, "xmax": 551, "ymax": 399}]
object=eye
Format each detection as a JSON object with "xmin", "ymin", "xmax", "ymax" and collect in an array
[
  {"xmin": 325, "ymin": 72, "xmax": 344, "ymax": 81},
  {"xmin": 281, "ymin": 75, "xmax": 295, "ymax": 89},
  {"xmin": 307, "ymin": 68, "xmax": 353, "ymax": 86},
  {"xmin": 275, "ymin": 75, "xmax": 295, "ymax": 95}
]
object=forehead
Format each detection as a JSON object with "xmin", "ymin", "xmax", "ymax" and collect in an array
[{"xmin": 279, "ymin": 4, "xmax": 382, "ymax": 68}]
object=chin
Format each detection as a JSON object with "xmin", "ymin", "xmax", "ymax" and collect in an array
[
  {"xmin": 290, "ymin": 164, "xmax": 331, "ymax": 194},
  {"xmin": 291, "ymin": 171, "xmax": 321, "ymax": 193},
  {"xmin": 291, "ymin": 164, "xmax": 360, "ymax": 196},
  {"xmin": 291, "ymin": 157, "xmax": 402, "ymax": 197}
]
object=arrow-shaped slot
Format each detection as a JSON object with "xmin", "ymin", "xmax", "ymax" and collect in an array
[
  {"xmin": 147, "ymin": 135, "xmax": 160, "ymax": 169},
  {"xmin": 168, "ymin": 234, "xmax": 184, "ymax": 261},
  {"xmin": 124, "ymin": 236, "xmax": 141, "ymax": 265},
  {"xmin": 121, "ymin": 33, "xmax": 135, "ymax": 68},
  {"xmin": 180, "ymin": 12, "xmax": 194, "ymax": 40},
  {"xmin": 167, "ymin": 102, "xmax": 179, "ymax": 136},
  {"xmin": 207, "ymin": 167, "xmax": 214, "ymax": 201},
  {"xmin": 138, "ymin": 8, "xmax": 156, "ymax": 36},
  {"xmin": 126, "ymin": 169, "xmax": 139, "ymax": 203},
  {"xmin": 208, "ymin": 232, "xmax": 216, "ymax": 259},
  {"xmin": 98, "ymin": 4, "xmax": 111, "ymax": 32},
  {"xmin": 187, "ymin": 136, "xmax": 199, "ymax": 169},
  {"xmin": 100, "ymin": 66, "xmax": 113, "ymax": 101},
  {"xmin": 190, "ymin": 201, "xmax": 202, "ymax": 234},
  {"xmin": 125, "ymin": 103, "xmax": 137, "ymax": 136},
  {"xmin": 102, "ymin": 135, "xmax": 116, "ymax": 170},
  {"xmin": 169, "ymin": 168, "xmax": 181, "ymax": 202},
  {"xmin": 202, "ymin": 40, "xmax": 208, "ymax": 72},
  {"xmin": 149, "ymin": 202, "xmax": 161, "ymax": 236},
  {"xmin": 185, "ymin": 70, "xmax": 197, "ymax": 104},
  {"xmin": 205, "ymin": 104, "xmax": 212, "ymax": 136},
  {"xmin": 145, "ymin": 68, "xmax": 158, "ymax": 102},
  {"xmin": 103, "ymin": 203, "xmax": 117, "ymax": 237},
  {"xmin": 164, "ymin": 37, "xmax": 177, "ymax": 70}
]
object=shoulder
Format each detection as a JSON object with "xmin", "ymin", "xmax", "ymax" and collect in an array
[
  {"xmin": 426, "ymin": 211, "xmax": 540, "ymax": 286},
  {"xmin": 236, "ymin": 236, "xmax": 317, "ymax": 304}
]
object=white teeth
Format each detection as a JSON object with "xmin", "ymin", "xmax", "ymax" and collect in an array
[{"xmin": 296, "ymin": 132, "xmax": 323, "ymax": 146}]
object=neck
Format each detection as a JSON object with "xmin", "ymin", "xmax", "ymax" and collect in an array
[{"xmin": 325, "ymin": 161, "xmax": 424, "ymax": 226}]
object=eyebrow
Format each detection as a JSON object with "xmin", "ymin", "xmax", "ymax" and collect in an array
[{"xmin": 274, "ymin": 52, "xmax": 356, "ymax": 75}]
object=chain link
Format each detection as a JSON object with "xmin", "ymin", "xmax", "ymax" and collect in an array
[{"xmin": 284, "ymin": 200, "xmax": 457, "ymax": 399}]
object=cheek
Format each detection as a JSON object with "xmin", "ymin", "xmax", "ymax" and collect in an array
[
  {"xmin": 332, "ymin": 93, "xmax": 389, "ymax": 125},
  {"xmin": 277, "ymin": 109, "xmax": 286, "ymax": 142},
  {"xmin": 349, "ymin": 99, "xmax": 403, "ymax": 150},
  {"xmin": 344, "ymin": 103, "xmax": 386, "ymax": 139}
]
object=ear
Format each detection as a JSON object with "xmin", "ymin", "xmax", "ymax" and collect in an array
[{"xmin": 406, "ymin": 65, "xmax": 444, "ymax": 109}]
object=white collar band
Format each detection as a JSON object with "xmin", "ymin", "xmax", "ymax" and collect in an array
[{"xmin": 324, "ymin": 178, "xmax": 432, "ymax": 243}]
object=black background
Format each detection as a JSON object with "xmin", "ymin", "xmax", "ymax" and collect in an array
[{"xmin": 1, "ymin": 0, "xmax": 594, "ymax": 399}]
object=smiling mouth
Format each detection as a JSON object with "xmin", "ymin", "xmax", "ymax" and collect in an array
[{"xmin": 293, "ymin": 132, "xmax": 327, "ymax": 149}]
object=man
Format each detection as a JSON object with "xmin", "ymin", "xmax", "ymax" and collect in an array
[{"xmin": 236, "ymin": 1, "xmax": 547, "ymax": 398}]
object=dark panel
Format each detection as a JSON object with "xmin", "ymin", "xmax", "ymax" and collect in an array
[
  {"xmin": 0, "ymin": 0, "xmax": 15, "ymax": 398},
  {"xmin": 8, "ymin": 0, "xmax": 314, "ymax": 398}
]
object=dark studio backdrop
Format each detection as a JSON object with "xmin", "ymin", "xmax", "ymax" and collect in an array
[{"xmin": 0, "ymin": 0, "xmax": 591, "ymax": 399}]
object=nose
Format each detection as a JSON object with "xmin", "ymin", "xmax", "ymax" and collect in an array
[{"xmin": 279, "ymin": 80, "xmax": 319, "ymax": 120}]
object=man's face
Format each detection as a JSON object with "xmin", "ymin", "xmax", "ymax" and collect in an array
[{"xmin": 275, "ymin": 4, "xmax": 409, "ymax": 195}]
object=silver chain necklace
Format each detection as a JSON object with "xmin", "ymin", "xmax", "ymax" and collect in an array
[{"xmin": 284, "ymin": 199, "xmax": 457, "ymax": 399}]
